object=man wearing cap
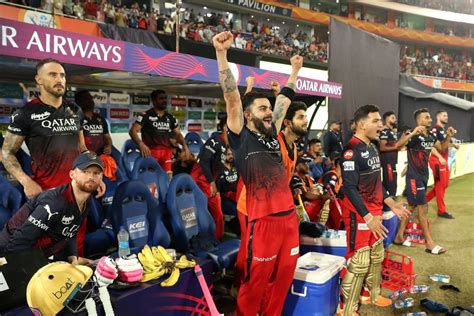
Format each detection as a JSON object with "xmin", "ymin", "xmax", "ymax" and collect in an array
[
  {"xmin": 0, "ymin": 152, "xmax": 103, "ymax": 264},
  {"xmin": 323, "ymin": 120, "xmax": 343, "ymax": 157}
]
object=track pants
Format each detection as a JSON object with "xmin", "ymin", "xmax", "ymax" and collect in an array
[
  {"xmin": 190, "ymin": 165, "xmax": 223, "ymax": 239},
  {"xmin": 236, "ymin": 211, "xmax": 299, "ymax": 316},
  {"xmin": 382, "ymin": 163, "xmax": 397, "ymax": 197},
  {"xmin": 426, "ymin": 161, "xmax": 450, "ymax": 214}
]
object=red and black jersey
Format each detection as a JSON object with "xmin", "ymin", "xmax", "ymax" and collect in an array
[
  {"xmin": 217, "ymin": 165, "xmax": 238, "ymax": 194},
  {"xmin": 429, "ymin": 124, "xmax": 448, "ymax": 162},
  {"xmin": 82, "ymin": 112, "xmax": 109, "ymax": 155},
  {"xmin": 135, "ymin": 109, "xmax": 178, "ymax": 149},
  {"xmin": 0, "ymin": 184, "xmax": 90, "ymax": 259},
  {"xmin": 341, "ymin": 136, "xmax": 386, "ymax": 217},
  {"xmin": 197, "ymin": 133, "xmax": 227, "ymax": 183},
  {"xmin": 407, "ymin": 129, "xmax": 437, "ymax": 179},
  {"xmin": 7, "ymin": 98, "xmax": 82, "ymax": 189},
  {"xmin": 228, "ymin": 126, "xmax": 294, "ymax": 221},
  {"xmin": 379, "ymin": 127, "xmax": 398, "ymax": 165}
]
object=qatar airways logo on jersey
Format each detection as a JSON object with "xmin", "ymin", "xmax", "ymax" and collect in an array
[
  {"xmin": 153, "ymin": 121, "xmax": 170, "ymax": 130},
  {"xmin": 367, "ymin": 156, "xmax": 381, "ymax": 170},
  {"xmin": 421, "ymin": 141, "xmax": 434, "ymax": 149},
  {"xmin": 83, "ymin": 124, "xmax": 104, "ymax": 134},
  {"xmin": 42, "ymin": 118, "xmax": 79, "ymax": 132},
  {"xmin": 225, "ymin": 172, "xmax": 238, "ymax": 183}
]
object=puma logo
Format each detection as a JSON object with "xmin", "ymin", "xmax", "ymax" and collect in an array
[{"xmin": 44, "ymin": 204, "xmax": 58, "ymax": 221}]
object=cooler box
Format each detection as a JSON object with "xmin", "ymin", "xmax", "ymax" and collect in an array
[
  {"xmin": 300, "ymin": 230, "xmax": 347, "ymax": 257},
  {"xmin": 283, "ymin": 252, "xmax": 346, "ymax": 316},
  {"xmin": 382, "ymin": 211, "xmax": 400, "ymax": 248}
]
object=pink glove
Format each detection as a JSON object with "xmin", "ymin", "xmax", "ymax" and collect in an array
[{"xmin": 95, "ymin": 256, "xmax": 118, "ymax": 286}]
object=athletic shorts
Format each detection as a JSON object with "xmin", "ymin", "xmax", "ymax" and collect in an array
[
  {"xmin": 406, "ymin": 177, "xmax": 428, "ymax": 205},
  {"xmin": 149, "ymin": 147, "xmax": 173, "ymax": 172}
]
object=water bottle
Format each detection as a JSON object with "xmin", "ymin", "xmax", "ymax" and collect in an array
[
  {"xmin": 407, "ymin": 313, "xmax": 427, "ymax": 316},
  {"xmin": 389, "ymin": 288, "xmax": 408, "ymax": 300},
  {"xmin": 117, "ymin": 226, "xmax": 130, "ymax": 257},
  {"xmin": 410, "ymin": 285, "xmax": 430, "ymax": 293},
  {"xmin": 393, "ymin": 297, "xmax": 415, "ymax": 309},
  {"xmin": 429, "ymin": 274, "xmax": 451, "ymax": 283}
]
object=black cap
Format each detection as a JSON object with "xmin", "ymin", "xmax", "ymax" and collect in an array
[
  {"xmin": 329, "ymin": 119, "xmax": 342, "ymax": 125},
  {"xmin": 72, "ymin": 151, "xmax": 104, "ymax": 171}
]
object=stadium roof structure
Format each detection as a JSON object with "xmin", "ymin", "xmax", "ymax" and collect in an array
[
  {"xmin": 400, "ymin": 74, "xmax": 474, "ymax": 111},
  {"xmin": 353, "ymin": 0, "xmax": 474, "ymax": 25}
]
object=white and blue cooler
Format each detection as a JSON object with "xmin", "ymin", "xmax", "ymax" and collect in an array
[
  {"xmin": 283, "ymin": 252, "xmax": 346, "ymax": 316},
  {"xmin": 299, "ymin": 230, "xmax": 347, "ymax": 257},
  {"xmin": 382, "ymin": 211, "xmax": 400, "ymax": 248}
]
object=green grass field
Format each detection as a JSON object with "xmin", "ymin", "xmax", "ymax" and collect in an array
[{"xmin": 361, "ymin": 173, "xmax": 474, "ymax": 315}]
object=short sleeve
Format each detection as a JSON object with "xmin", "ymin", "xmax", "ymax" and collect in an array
[
  {"xmin": 7, "ymin": 108, "xmax": 29, "ymax": 136},
  {"xmin": 135, "ymin": 112, "xmax": 146, "ymax": 125},
  {"xmin": 228, "ymin": 129, "xmax": 241, "ymax": 151},
  {"xmin": 432, "ymin": 127, "xmax": 446, "ymax": 142},
  {"xmin": 379, "ymin": 130, "xmax": 389, "ymax": 141},
  {"xmin": 169, "ymin": 114, "xmax": 178, "ymax": 130}
]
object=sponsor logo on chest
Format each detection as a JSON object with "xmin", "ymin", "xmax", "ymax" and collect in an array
[
  {"xmin": 40, "ymin": 117, "xmax": 79, "ymax": 133},
  {"xmin": 83, "ymin": 124, "xmax": 104, "ymax": 134}
]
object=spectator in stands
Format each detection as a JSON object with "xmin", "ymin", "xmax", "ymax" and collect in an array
[
  {"xmin": 115, "ymin": 7, "xmax": 127, "ymax": 27},
  {"xmin": 323, "ymin": 120, "xmax": 343, "ymax": 157},
  {"xmin": 74, "ymin": 90, "xmax": 112, "ymax": 156},
  {"xmin": 147, "ymin": 10, "xmax": 157, "ymax": 33},
  {"xmin": 129, "ymin": 89, "xmax": 189, "ymax": 179},
  {"xmin": 137, "ymin": 10, "xmax": 147, "ymax": 30},
  {"xmin": 83, "ymin": 0, "xmax": 97, "ymax": 20},
  {"xmin": 73, "ymin": 0, "xmax": 84, "ymax": 19},
  {"xmin": 104, "ymin": 3, "xmax": 115, "ymax": 24}
]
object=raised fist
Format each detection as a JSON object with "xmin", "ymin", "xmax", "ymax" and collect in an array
[
  {"xmin": 290, "ymin": 55, "xmax": 303, "ymax": 71},
  {"xmin": 213, "ymin": 31, "xmax": 234, "ymax": 52},
  {"xmin": 446, "ymin": 126, "xmax": 456, "ymax": 137}
]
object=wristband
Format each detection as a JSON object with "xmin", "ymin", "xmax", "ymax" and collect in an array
[{"xmin": 279, "ymin": 87, "xmax": 296, "ymax": 100}]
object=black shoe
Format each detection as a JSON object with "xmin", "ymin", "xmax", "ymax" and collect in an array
[{"xmin": 438, "ymin": 212, "xmax": 454, "ymax": 219}]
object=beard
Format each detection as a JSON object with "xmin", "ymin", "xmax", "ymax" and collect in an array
[
  {"xmin": 441, "ymin": 119, "xmax": 448, "ymax": 125},
  {"xmin": 77, "ymin": 180, "xmax": 99, "ymax": 193},
  {"xmin": 251, "ymin": 116, "xmax": 273, "ymax": 138},
  {"xmin": 45, "ymin": 84, "xmax": 65, "ymax": 98},
  {"xmin": 154, "ymin": 104, "xmax": 167, "ymax": 111},
  {"xmin": 292, "ymin": 125, "xmax": 308, "ymax": 137}
]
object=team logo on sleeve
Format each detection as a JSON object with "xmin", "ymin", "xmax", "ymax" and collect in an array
[
  {"xmin": 343, "ymin": 150, "xmax": 354, "ymax": 159},
  {"xmin": 361, "ymin": 151, "xmax": 369, "ymax": 159}
]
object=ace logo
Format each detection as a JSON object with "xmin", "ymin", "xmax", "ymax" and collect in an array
[{"xmin": 52, "ymin": 277, "xmax": 75, "ymax": 299}]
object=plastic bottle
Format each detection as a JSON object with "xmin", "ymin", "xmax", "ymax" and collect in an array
[
  {"xmin": 410, "ymin": 285, "xmax": 430, "ymax": 293},
  {"xmin": 393, "ymin": 297, "xmax": 415, "ymax": 309},
  {"xmin": 389, "ymin": 288, "xmax": 408, "ymax": 300},
  {"xmin": 407, "ymin": 313, "xmax": 427, "ymax": 316},
  {"xmin": 428, "ymin": 274, "xmax": 451, "ymax": 283},
  {"xmin": 117, "ymin": 226, "xmax": 130, "ymax": 257}
]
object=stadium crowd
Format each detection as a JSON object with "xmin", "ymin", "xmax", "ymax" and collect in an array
[
  {"xmin": 400, "ymin": 48, "xmax": 474, "ymax": 80},
  {"xmin": 395, "ymin": 0, "xmax": 474, "ymax": 15},
  {"xmin": 4, "ymin": 0, "xmax": 474, "ymax": 78}
]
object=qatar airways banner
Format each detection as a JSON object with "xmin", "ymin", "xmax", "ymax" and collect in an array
[{"xmin": 0, "ymin": 18, "xmax": 343, "ymax": 99}]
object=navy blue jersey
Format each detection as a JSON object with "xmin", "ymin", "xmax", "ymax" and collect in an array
[
  {"xmin": 197, "ymin": 133, "xmax": 227, "ymax": 183},
  {"xmin": 379, "ymin": 127, "xmax": 398, "ymax": 165},
  {"xmin": 82, "ymin": 112, "xmax": 109, "ymax": 155},
  {"xmin": 341, "ymin": 136, "xmax": 386, "ymax": 217},
  {"xmin": 135, "ymin": 109, "xmax": 178, "ymax": 149},
  {"xmin": 7, "ymin": 98, "xmax": 82, "ymax": 189},
  {"xmin": 0, "ymin": 184, "xmax": 91, "ymax": 259},
  {"xmin": 406, "ymin": 130, "xmax": 437, "ymax": 179},
  {"xmin": 217, "ymin": 165, "xmax": 238, "ymax": 194}
]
